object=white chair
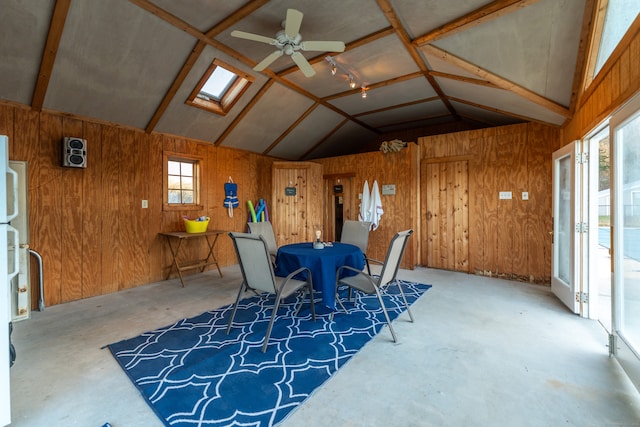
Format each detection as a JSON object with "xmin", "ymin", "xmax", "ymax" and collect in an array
[
  {"xmin": 334, "ymin": 229, "xmax": 414, "ymax": 343},
  {"xmin": 340, "ymin": 220, "xmax": 372, "ymax": 274},
  {"xmin": 247, "ymin": 221, "xmax": 278, "ymax": 264},
  {"xmin": 227, "ymin": 232, "xmax": 316, "ymax": 352}
]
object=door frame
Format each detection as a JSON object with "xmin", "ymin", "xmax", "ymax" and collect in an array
[{"xmin": 551, "ymin": 142, "xmax": 581, "ymax": 314}]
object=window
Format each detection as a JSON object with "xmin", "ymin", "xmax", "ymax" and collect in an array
[
  {"xmin": 186, "ymin": 59, "xmax": 254, "ymax": 116},
  {"xmin": 163, "ymin": 151, "xmax": 203, "ymax": 211},
  {"xmin": 584, "ymin": 0, "xmax": 640, "ymax": 88}
]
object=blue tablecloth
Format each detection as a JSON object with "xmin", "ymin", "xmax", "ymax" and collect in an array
[{"xmin": 275, "ymin": 242, "xmax": 364, "ymax": 309}]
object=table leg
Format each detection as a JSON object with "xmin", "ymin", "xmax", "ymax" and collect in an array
[
  {"xmin": 204, "ymin": 233, "xmax": 223, "ymax": 277},
  {"xmin": 165, "ymin": 236, "xmax": 187, "ymax": 287}
]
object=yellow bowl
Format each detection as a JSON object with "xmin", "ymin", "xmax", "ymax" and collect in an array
[{"xmin": 184, "ymin": 217, "xmax": 210, "ymax": 233}]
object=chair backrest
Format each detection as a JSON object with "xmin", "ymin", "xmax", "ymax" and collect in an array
[
  {"xmin": 377, "ymin": 229, "xmax": 414, "ymax": 288},
  {"xmin": 247, "ymin": 221, "xmax": 278, "ymax": 255},
  {"xmin": 340, "ymin": 220, "xmax": 372, "ymax": 254},
  {"xmin": 229, "ymin": 232, "xmax": 277, "ymax": 294}
]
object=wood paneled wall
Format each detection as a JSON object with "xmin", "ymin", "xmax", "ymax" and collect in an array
[
  {"xmin": 420, "ymin": 123, "xmax": 559, "ymax": 283},
  {"xmin": 0, "ymin": 103, "xmax": 273, "ymax": 307},
  {"xmin": 314, "ymin": 144, "xmax": 420, "ymax": 270},
  {"xmin": 562, "ymin": 16, "xmax": 640, "ymax": 145}
]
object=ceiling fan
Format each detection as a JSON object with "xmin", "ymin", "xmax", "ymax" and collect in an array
[{"xmin": 231, "ymin": 8, "xmax": 345, "ymax": 77}]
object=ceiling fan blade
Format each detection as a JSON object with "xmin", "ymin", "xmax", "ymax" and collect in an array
[
  {"xmin": 300, "ymin": 40, "xmax": 346, "ymax": 52},
  {"xmin": 291, "ymin": 51, "xmax": 316, "ymax": 77},
  {"xmin": 284, "ymin": 9, "xmax": 303, "ymax": 39},
  {"xmin": 254, "ymin": 50, "xmax": 284, "ymax": 71},
  {"xmin": 231, "ymin": 30, "xmax": 276, "ymax": 45}
]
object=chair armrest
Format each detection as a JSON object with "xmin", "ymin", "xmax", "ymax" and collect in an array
[
  {"xmin": 365, "ymin": 257, "xmax": 384, "ymax": 266},
  {"xmin": 284, "ymin": 266, "xmax": 313, "ymax": 285},
  {"xmin": 335, "ymin": 265, "xmax": 377, "ymax": 287}
]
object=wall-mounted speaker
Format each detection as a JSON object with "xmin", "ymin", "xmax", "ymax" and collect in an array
[{"xmin": 62, "ymin": 137, "xmax": 87, "ymax": 168}]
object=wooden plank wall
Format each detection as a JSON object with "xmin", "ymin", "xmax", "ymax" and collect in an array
[
  {"xmin": 420, "ymin": 123, "xmax": 559, "ymax": 283},
  {"xmin": 562, "ymin": 16, "xmax": 640, "ymax": 145},
  {"xmin": 0, "ymin": 103, "xmax": 273, "ymax": 307},
  {"xmin": 314, "ymin": 144, "xmax": 420, "ymax": 270}
]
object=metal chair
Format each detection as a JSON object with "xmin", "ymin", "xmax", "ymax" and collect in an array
[
  {"xmin": 247, "ymin": 221, "xmax": 278, "ymax": 264},
  {"xmin": 340, "ymin": 220, "xmax": 372, "ymax": 274},
  {"xmin": 227, "ymin": 232, "xmax": 316, "ymax": 352},
  {"xmin": 334, "ymin": 229, "xmax": 414, "ymax": 343}
]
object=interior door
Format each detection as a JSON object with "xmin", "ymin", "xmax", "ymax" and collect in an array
[
  {"xmin": 421, "ymin": 160, "xmax": 469, "ymax": 271},
  {"xmin": 551, "ymin": 142, "xmax": 580, "ymax": 313},
  {"xmin": 610, "ymin": 92, "xmax": 640, "ymax": 390}
]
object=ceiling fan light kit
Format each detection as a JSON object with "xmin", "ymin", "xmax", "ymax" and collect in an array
[{"xmin": 231, "ymin": 9, "xmax": 345, "ymax": 78}]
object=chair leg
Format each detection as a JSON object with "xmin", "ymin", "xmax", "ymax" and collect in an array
[
  {"xmin": 396, "ymin": 281, "xmax": 414, "ymax": 322},
  {"xmin": 374, "ymin": 289, "xmax": 397, "ymax": 343},
  {"xmin": 308, "ymin": 284, "xmax": 316, "ymax": 320},
  {"xmin": 226, "ymin": 282, "xmax": 246, "ymax": 335},
  {"xmin": 262, "ymin": 296, "xmax": 283, "ymax": 353}
]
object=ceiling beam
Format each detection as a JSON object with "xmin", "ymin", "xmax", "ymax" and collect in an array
[
  {"xmin": 428, "ymin": 71, "xmax": 498, "ymax": 88},
  {"xmin": 376, "ymin": 0, "xmax": 458, "ymax": 117},
  {"xmin": 262, "ymin": 103, "xmax": 319, "ymax": 155},
  {"xmin": 144, "ymin": 41, "xmax": 206, "ymax": 133},
  {"xmin": 413, "ymin": 0, "xmax": 542, "ymax": 46},
  {"xmin": 299, "ymin": 119, "xmax": 348, "ymax": 160},
  {"xmin": 568, "ymin": 0, "xmax": 598, "ymax": 115},
  {"xmin": 31, "ymin": 0, "xmax": 71, "ymax": 112},
  {"xmin": 447, "ymin": 96, "xmax": 557, "ymax": 126},
  {"xmin": 214, "ymin": 79, "xmax": 274, "ymax": 146},
  {"xmin": 353, "ymin": 97, "xmax": 442, "ymax": 118},
  {"xmin": 422, "ymin": 44, "xmax": 571, "ymax": 118}
]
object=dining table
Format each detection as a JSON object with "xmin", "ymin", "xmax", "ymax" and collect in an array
[{"xmin": 274, "ymin": 242, "xmax": 365, "ymax": 309}]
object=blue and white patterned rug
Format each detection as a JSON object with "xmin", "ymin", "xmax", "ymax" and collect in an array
[{"xmin": 107, "ymin": 280, "xmax": 431, "ymax": 427}]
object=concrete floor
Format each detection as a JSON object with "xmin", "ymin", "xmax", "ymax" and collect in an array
[{"xmin": 8, "ymin": 266, "xmax": 640, "ymax": 427}]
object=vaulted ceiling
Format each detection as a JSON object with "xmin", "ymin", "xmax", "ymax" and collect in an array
[{"xmin": 0, "ymin": 0, "xmax": 594, "ymax": 159}]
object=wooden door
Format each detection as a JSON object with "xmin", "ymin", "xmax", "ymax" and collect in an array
[
  {"xmin": 272, "ymin": 162, "xmax": 322, "ymax": 245},
  {"xmin": 421, "ymin": 160, "xmax": 469, "ymax": 271}
]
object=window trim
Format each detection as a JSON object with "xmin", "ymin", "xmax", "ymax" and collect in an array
[
  {"xmin": 186, "ymin": 59, "xmax": 254, "ymax": 116},
  {"xmin": 163, "ymin": 151, "xmax": 204, "ymax": 212}
]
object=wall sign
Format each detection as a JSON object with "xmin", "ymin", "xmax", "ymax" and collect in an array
[{"xmin": 285, "ymin": 187, "xmax": 297, "ymax": 196}]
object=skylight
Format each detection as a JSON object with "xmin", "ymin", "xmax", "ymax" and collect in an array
[
  {"xmin": 200, "ymin": 66, "xmax": 236, "ymax": 101},
  {"xmin": 186, "ymin": 59, "xmax": 254, "ymax": 116}
]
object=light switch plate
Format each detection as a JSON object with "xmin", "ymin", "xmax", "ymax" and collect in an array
[
  {"xmin": 522, "ymin": 192, "xmax": 529, "ymax": 200},
  {"xmin": 141, "ymin": 199, "xmax": 148, "ymax": 208},
  {"xmin": 499, "ymin": 191, "xmax": 512, "ymax": 200}
]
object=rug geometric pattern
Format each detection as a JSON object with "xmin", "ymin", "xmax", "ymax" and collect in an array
[{"xmin": 107, "ymin": 280, "xmax": 431, "ymax": 427}]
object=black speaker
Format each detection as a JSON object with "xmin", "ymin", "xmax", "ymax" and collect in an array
[{"xmin": 62, "ymin": 137, "xmax": 87, "ymax": 168}]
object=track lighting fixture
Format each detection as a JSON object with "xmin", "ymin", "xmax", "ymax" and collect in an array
[
  {"xmin": 325, "ymin": 55, "xmax": 367, "ymax": 98},
  {"xmin": 348, "ymin": 75, "xmax": 356, "ymax": 89}
]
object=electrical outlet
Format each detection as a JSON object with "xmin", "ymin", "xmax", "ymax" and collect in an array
[
  {"xmin": 141, "ymin": 199, "xmax": 148, "ymax": 209},
  {"xmin": 499, "ymin": 191, "xmax": 512, "ymax": 200},
  {"xmin": 522, "ymin": 192, "xmax": 529, "ymax": 200}
]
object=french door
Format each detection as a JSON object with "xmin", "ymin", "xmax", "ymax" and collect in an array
[
  {"xmin": 610, "ymin": 92, "xmax": 640, "ymax": 389},
  {"xmin": 551, "ymin": 142, "xmax": 581, "ymax": 313}
]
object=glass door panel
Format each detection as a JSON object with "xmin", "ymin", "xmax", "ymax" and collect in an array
[{"xmin": 611, "ymin": 91, "xmax": 640, "ymax": 390}]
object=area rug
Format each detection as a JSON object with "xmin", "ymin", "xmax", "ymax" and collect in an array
[{"xmin": 107, "ymin": 280, "xmax": 431, "ymax": 427}]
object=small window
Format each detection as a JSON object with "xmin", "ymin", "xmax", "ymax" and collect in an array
[
  {"xmin": 163, "ymin": 151, "xmax": 203, "ymax": 211},
  {"xmin": 186, "ymin": 59, "xmax": 254, "ymax": 116}
]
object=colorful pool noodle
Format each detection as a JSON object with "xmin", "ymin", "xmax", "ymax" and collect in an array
[
  {"xmin": 247, "ymin": 200, "xmax": 257, "ymax": 223},
  {"xmin": 255, "ymin": 199, "xmax": 265, "ymax": 221}
]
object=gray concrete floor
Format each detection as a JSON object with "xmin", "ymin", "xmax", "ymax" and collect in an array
[{"xmin": 8, "ymin": 266, "xmax": 640, "ymax": 427}]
